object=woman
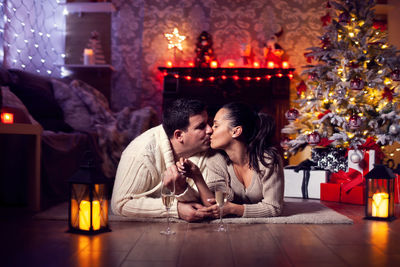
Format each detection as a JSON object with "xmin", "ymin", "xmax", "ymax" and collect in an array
[{"xmin": 177, "ymin": 102, "xmax": 284, "ymax": 218}]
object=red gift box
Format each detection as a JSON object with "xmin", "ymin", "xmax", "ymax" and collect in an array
[
  {"xmin": 320, "ymin": 182, "xmax": 365, "ymax": 205},
  {"xmin": 340, "ymin": 185, "xmax": 365, "ymax": 205},
  {"xmin": 320, "ymin": 183, "xmax": 340, "ymax": 202}
]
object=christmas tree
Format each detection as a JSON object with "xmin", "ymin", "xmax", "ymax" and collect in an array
[
  {"xmin": 195, "ymin": 31, "xmax": 217, "ymax": 68},
  {"xmin": 282, "ymin": 0, "xmax": 400, "ymax": 157}
]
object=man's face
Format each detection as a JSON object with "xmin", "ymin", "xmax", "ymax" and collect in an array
[{"xmin": 181, "ymin": 110, "xmax": 213, "ymax": 156}]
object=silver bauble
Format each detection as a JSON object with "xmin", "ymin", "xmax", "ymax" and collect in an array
[
  {"xmin": 389, "ymin": 124, "xmax": 399, "ymax": 135},
  {"xmin": 350, "ymin": 150, "xmax": 364, "ymax": 164}
]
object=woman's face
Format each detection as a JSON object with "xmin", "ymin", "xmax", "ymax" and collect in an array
[{"xmin": 210, "ymin": 108, "xmax": 234, "ymax": 150}]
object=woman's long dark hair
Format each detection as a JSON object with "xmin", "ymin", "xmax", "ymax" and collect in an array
[{"xmin": 222, "ymin": 102, "xmax": 280, "ymax": 174}]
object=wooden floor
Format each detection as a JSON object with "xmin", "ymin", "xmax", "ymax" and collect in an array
[{"xmin": 2, "ymin": 200, "xmax": 400, "ymax": 267}]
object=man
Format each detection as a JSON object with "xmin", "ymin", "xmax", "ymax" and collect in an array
[{"xmin": 111, "ymin": 98, "xmax": 214, "ymax": 222}]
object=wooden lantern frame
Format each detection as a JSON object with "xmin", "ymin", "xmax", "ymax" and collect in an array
[
  {"xmin": 68, "ymin": 153, "xmax": 111, "ymax": 234},
  {"xmin": 364, "ymin": 164, "xmax": 396, "ymax": 221}
]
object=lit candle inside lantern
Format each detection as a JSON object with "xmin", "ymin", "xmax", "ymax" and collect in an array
[
  {"xmin": 83, "ymin": 48, "xmax": 94, "ymax": 65},
  {"xmin": 79, "ymin": 200, "xmax": 101, "ymax": 231},
  {"xmin": 210, "ymin": 61, "xmax": 218, "ymax": 68},
  {"xmin": 267, "ymin": 61, "xmax": 275, "ymax": 69},
  {"xmin": 1, "ymin": 112, "xmax": 14, "ymax": 124},
  {"xmin": 372, "ymin": 192, "xmax": 389, "ymax": 218},
  {"xmin": 166, "ymin": 61, "xmax": 173, "ymax": 68},
  {"xmin": 253, "ymin": 62, "xmax": 260, "ymax": 68}
]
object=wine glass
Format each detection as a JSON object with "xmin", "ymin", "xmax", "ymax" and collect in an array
[
  {"xmin": 160, "ymin": 175, "xmax": 175, "ymax": 235},
  {"xmin": 214, "ymin": 183, "xmax": 227, "ymax": 232}
]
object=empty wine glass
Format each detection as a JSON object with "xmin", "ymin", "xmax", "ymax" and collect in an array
[
  {"xmin": 160, "ymin": 174, "xmax": 175, "ymax": 235},
  {"xmin": 214, "ymin": 183, "xmax": 227, "ymax": 232}
]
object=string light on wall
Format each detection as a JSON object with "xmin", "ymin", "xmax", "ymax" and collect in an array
[{"xmin": 1, "ymin": 0, "xmax": 66, "ymax": 77}]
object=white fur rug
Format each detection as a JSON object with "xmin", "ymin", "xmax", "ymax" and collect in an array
[{"xmin": 35, "ymin": 198, "xmax": 353, "ymax": 224}]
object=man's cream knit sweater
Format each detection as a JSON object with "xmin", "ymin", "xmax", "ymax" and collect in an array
[{"xmin": 111, "ymin": 125, "xmax": 210, "ymax": 218}]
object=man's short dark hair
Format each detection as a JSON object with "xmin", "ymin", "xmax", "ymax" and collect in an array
[{"xmin": 162, "ymin": 98, "xmax": 206, "ymax": 138}]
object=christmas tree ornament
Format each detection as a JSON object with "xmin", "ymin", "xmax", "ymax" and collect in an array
[
  {"xmin": 307, "ymin": 131, "xmax": 321, "ymax": 146},
  {"xmin": 389, "ymin": 124, "xmax": 399, "ymax": 135},
  {"xmin": 308, "ymin": 72, "xmax": 318, "ymax": 81},
  {"xmin": 350, "ymin": 149, "xmax": 364, "ymax": 163},
  {"xmin": 296, "ymin": 80, "xmax": 307, "ymax": 96},
  {"xmin": 285, "ymin": 108, "xmax": 300, "ymax": 121},
  {"xmin": 280, "ymin": 137, "xmax": 291, "ymax": 150},
  {"xmin": 350, "ymin": 77, "xmax": 364, "ymax": 90},
  {"xmin": 390, "ymin": 69, "xmax": 400, "ymax": 81},
  {"xmin": 165, "ymin": 27, "xmax": 186, "ymax": 63},
  {"xmin": 321, "ymin": 12, "xmax": 331, "ymax": 26},
  {"xmin": 382, "ymin": 87, "xmax": 394, "ymax": 101},
  {"xmin": 348, "ymin": 114, "xmax": 362, "ymax": 130}
]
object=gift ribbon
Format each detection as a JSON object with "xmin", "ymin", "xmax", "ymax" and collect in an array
[
  {"xmin": 330, "ymin": 168, "xmax": 364, "ymax": 193},
  {"xmin": 292, "ymin": 159, "xmax": 320, "ymax": 199}
]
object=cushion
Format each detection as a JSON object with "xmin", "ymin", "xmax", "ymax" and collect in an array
[
  {"xmin": 1, "ymin": 86, "xmax": 38, "ymax": 124},
  {"xmin": 7, "ymin": 69, "xmax": 71, "ymax": 132},
  {"xmin": 68, "ymin": 79, "xmax": 114, "ymax": 125},
  {"xmin": 51, "ymin": 79, "xmax": 93, "ymax": 132},
  {"xmin": 0, "ymin": 67, "xmax": 11, "ymax": 85}
]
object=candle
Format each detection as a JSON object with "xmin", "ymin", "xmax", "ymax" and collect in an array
[
  {"xmin": 83, "ymin": 48, "xmax": 94, "ymax": 65},
  {"xmin": 210, "ymin": 61, "xmax": 218, "ymax": 68},
  {"xmin": 372, "ymin": 192, "xmax": 389, "ymax": 218},
  {"xmin": 1, "ymin": 112, "xmax": 14, "ymax": 124},
  {"xmin": 267, "ymin": 61, "xmax": 275, "ymax": 69},
  {"xmin": 79, "ymin": 200, "xmax": 101, "ymax": 230}
]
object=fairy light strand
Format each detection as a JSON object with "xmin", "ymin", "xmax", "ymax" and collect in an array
[{"xmin": 1, "ymin": 0, "xmax": 65, "ymax": 77}]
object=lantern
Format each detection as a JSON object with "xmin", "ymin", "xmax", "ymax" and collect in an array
[
  {"xmin": 364, "ymin": 164, "xmax": 396, "ymax": 221},
  {"xmin": 68, "ymin": 152, "xmax": 111, "ymax": 234}
]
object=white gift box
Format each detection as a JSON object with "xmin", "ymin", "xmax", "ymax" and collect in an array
[
  {"xmin": 284, "ymin": 168, "xmax": 328, "ymax": 199},
  {"xmin": 347, "ymin": 149, "xmax": 375, "ymax": 174}
]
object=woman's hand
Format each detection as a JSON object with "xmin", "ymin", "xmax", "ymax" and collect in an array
[
  {"xmin": 176, "ymin": 158, "xmax": 202, "ymax": 180},
  {"xmin": 199, "ymin": 201, "xmax": 237, "ymax": 218}
]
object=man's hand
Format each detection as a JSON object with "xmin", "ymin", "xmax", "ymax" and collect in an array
[
  {"xmin": 177, "ymin": 202, "xmax": 214, "ymax": 222},
  {"xmin": 163, "ymin": 165, "xmax": 187, "ymax": 195}
]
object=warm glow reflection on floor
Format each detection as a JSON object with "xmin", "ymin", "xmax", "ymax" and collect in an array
[
  {"xmin": 370, "ymin": 221, "xmax": 389, "ymax": 246},
  {"xmin": 77, "ymin": 235, "xmax": 102, "ymax": 267}
]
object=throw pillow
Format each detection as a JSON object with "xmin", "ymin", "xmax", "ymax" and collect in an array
[
  {"xmin": 69, "ymin": 80, "xmax": 114, "ymax": 126},
  {"xmin": 7, "ymin": 69, "xmax": 72, "ymax": 132},
  {"xmin": 51, "ymin": 79, "xmax": 93, "ymax": 132}
]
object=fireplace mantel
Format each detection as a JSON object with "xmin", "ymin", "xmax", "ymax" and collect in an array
[{"xmin": 159, "ymin": 67, "xmax": 294, "ymax": 146}]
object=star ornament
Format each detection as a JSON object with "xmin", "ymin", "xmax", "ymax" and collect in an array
[{"xmin": 164, "ymin": 28, "xmax": 186, "ymax": 51}]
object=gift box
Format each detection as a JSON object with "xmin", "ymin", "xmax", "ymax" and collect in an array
[
  {"xmin": 320, "ymin": 182, "xmax": 365, "ymax": 205},
  {"xmin": 311, "ymin": 147, "xmax": 347, "ymax": 172},
  {"xmin": 348, "ymin": 149, "xmax": 376, "ymax": 175},
  {"xmin": 284, "ymin": 160, "xmax": 328, "ymax": 199}
]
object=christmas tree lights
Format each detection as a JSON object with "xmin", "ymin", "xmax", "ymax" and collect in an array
[{"xmin": 282, "ymin": 0, "xmax": 400, "ymax": 156}]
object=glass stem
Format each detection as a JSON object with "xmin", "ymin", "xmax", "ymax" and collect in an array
[
  {"xmin": 219, "ymin": 206, "xmax": 223, "ymax": 226},
  {"xmin": 166, "ymin": 208, "xmax": 170, "ymax": 231}
]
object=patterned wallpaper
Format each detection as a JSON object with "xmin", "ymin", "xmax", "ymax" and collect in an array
[{"xmin": 111, "ymin": 0, "xmax": 328, "ymax": 116}]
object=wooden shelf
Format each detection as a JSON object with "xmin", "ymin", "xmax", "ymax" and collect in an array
[
  {"xmin": 63, "ymin": 2, "xmax": 116, "ymax": 13},
  {"xmin": 63, "ymin": 64, "xmax": 115, "ymax": 71}
]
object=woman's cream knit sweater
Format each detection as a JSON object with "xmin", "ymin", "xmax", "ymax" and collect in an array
[{"xmin": 206, "ymin": 153, "xmax": 284, "ymax": 218}]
